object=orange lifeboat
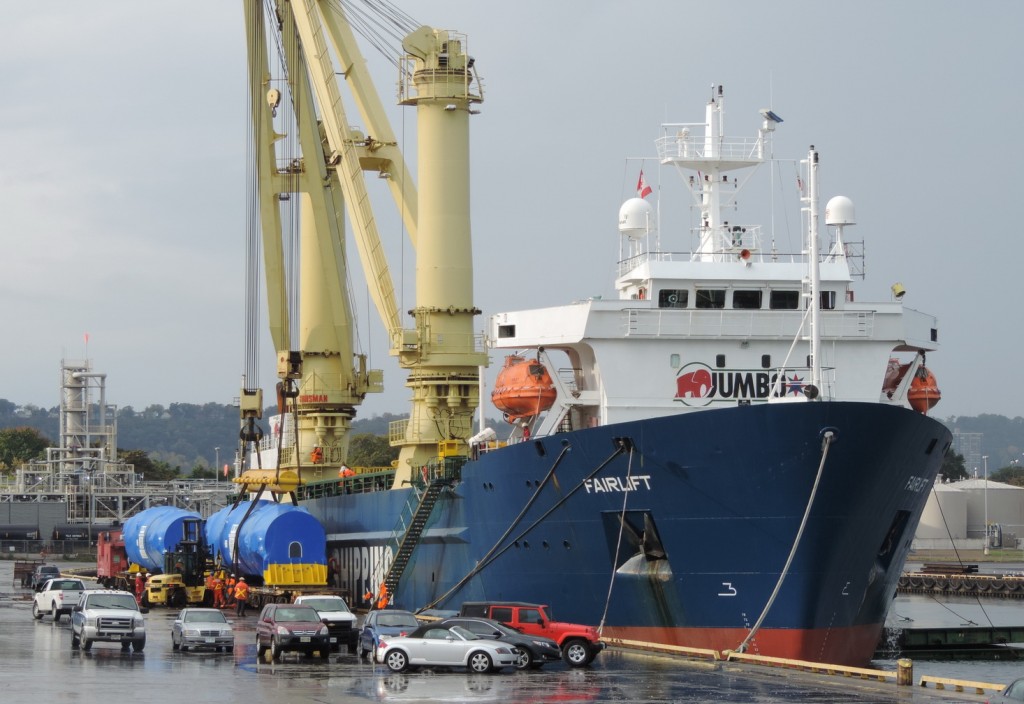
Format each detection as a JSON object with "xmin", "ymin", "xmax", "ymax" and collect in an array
[
  {"xmin": 908, "ymin": 366, "xmax": 941, "ymax": 414},
  {"xmin": 491, "ymin": 355, "xmax": 557, "ymax": 421},
  {"xmin": 881, "ymin": 358, "xmax": 941, "ymax": 414}
]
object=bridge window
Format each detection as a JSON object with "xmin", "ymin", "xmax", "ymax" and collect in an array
[
  {"xmin": 288, "ymin": 541, "xmax": 303, "ymax": 559},
  {"xmin": 695, "ymin": 289, "xmax": 725, "ymax": 309},
  {"xmin": 658, "ymin": 289, "xmax": 688, "ymax": 309},
  {"xmin": 769, "ymin": 290, "xmax": 800, "ymax": 309},
  {"xmin": 819, "ymin": 291, "xmax": 836, "ymax": 310},
  {"xmin": 733, "ymin": 290, "xmax": 762, "ymax": 309}
]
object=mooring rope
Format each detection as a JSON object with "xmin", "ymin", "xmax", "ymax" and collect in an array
[
  {"xmin": 418, "ymin": 439, "xmax": 631, "ymax": 612},
  {"xmin": 737, "ymin": 429, "xmax": 834, "ymax": 653},
  {"xmin": 598, "ymin": 445, "xmax": 636, "ymax": 635}
]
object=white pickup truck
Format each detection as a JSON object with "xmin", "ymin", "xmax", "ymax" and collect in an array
[
  {"xmin": 292, "ymin": 594, "xmax": 358, "ymax": 652},
  {"xmin": 71, "ymin": 589, "xmax": 146, "ymax": 652},
  {"xmin": 32, "ymin": 577, "xmax": 87, "ymax": 622}
]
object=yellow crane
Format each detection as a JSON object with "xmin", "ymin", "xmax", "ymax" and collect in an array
[{"xmin": 238, "ymin": 1, "xmax": 486, "ymax": 491}]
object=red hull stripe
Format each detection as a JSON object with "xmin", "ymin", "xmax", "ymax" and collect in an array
[{"xmin": 602, "ymin": 623, "xmax": 884, "ymax": 667}]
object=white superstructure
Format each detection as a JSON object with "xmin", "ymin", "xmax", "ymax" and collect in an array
[{"xmin": 489, "ymin": 85, "xmax": 939, "ymax": 437}]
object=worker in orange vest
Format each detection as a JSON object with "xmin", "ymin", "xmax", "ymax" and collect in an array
[
  {"xmin": 225, "ymin": 574, "xmax": 237, "ymax": 606},
  {"xmin": 234, "ymin": 577, "xmax": 250, "ymax": 617},
  {"xmin": 213, "ymin": 574, "xmax": 225, "ymax": 608},
  {"xmin": 376, "ymin": 582, "xmax": 389, "ymax": 610}
]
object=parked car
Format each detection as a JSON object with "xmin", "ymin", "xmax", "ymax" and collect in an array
[
  {"xmin": 30, "ymin": 564, "xmax": 61, "ymax": 590},
  {"xmin": 70, "ymin": 589, "xmax": 146, "ymax": 652},
  {"xmin": 376, "ymin": 623, "xmax": 518, "ymax": 673},
  {"xmin": 994, "ymin": 677, "xmax": 1024, "ymax": 701},
  {"xmin": 254, "ymin": 603, "xmax": 331, "ymax": 661},
  {"xmin": 292, "ymin": 594, "xmax": 357, "ymax": 652},
  {"xmin": 171, "ymin": 607, "xmax": 234, "ymax": 652},
  {"xmin": 439, "ymin": 616, "xmax": 561, "ymax": 669},
  {"xmin": 459, "ymin": 601, "xmax": 605, "ymax": 667},
  {"xmin": 358, "ymin": 609, "xmax": 421, "ymax": 660},
  {"xmin": 32, "ymin": 577, "xmax": 87, "ymax": 622}
]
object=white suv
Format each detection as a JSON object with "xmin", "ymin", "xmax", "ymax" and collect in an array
[
  {"xmin": 70, "ymin": 590, "xmax": 146, "ymax": 652},
  {"xmin": 292, "ymin": 595, "xmax": 357, "ymax": 652}
]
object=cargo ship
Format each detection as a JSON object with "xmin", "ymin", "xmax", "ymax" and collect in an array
[{"xmin": 235, "ymin": 3, "xmax": 951, "ymax": 666}]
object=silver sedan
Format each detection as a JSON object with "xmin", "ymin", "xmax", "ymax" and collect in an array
[
  {"xmin": 171, "ymin": 608, "xmax": 235, "ymax": 652},
  {"xmin": 377, "ymin": 624, "xmax": 518, "ymax": 673}
]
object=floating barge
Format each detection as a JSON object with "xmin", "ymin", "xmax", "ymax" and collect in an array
[
  {"xmin": 879, "ymin": 625, "xmax": 1024, "ymax": 660},
  {"xmin": 897, "ymin": 566, "xmax": 1024, "ymax": 599}
]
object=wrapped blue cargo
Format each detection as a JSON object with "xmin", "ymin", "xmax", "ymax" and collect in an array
[
  {"xmin": 204, "ymin": 500, "xmax": 327, "ymax": 585},
  {"xmin": 122, "ymin": 506, "xmax": 201, "ymax": 573}
]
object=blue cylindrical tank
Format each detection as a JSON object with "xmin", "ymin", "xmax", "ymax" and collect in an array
[
  {"xmin": 205, "ymin": 500, "xmax": 326, "ymax": 584},
  {"xmin": 123, "ymin": 507, "xmax": 201, "ymax": 573}
]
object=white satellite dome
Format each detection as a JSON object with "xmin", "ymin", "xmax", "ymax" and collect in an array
[
  {"xmin": 825, "ymin": 195, "xmax": 855, "ymax": 226},
  {"xmin": 618, "ymin": 197, "xmax": 655, "ymax": 240}
]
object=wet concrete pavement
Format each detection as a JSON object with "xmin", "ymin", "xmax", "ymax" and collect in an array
[{"xmin": 0, "ymin": 559, "xmax": 992, "ymax": 703}]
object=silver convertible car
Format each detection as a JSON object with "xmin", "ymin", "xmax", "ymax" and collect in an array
[
  {"xmin": 377, "ymin": 623, "xmax": 518, "ymax": 673},
  {"xmin": 171, "ymin": 608, "xmax": 235, "ymax": 652}
]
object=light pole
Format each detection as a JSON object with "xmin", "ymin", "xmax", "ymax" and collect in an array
[
  {"xmin": 215, "ymin": 447, "xmax": 221, "ymax": 482},
  {"xmin": 983, "ymin": 455, "xmax": 990, "ymax": 555}
]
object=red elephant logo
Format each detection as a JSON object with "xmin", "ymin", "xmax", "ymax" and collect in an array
[{"xmin": 675, "ymin": 366, "xmax": 713, "ymax": 400}]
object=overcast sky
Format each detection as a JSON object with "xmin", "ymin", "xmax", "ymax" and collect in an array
[{"xmin": 3, "ymin": 1, "xmax": 1021, "ymax": 422}]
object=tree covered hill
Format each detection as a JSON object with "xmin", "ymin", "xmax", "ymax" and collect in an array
[
  {"xmin": 0, "ymin": 398, "xmax": 409, "ymax": 471},
  {"xmin": 2, "ymin": 397, "xmax": 1021, "ymax": 473}
]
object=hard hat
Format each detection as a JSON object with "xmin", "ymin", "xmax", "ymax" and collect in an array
[
  {"xmin": 238, "ymin": 576, "xmax": 245, "ymax": 582},
  {"xmin": 230, "ymin": 574, "xmax": 235, "ymax": 577}
]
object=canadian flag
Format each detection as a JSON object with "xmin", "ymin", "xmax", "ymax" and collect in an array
[{"xmin": 636, "ymin": 170, "xmax": 652, "ymax": 199}]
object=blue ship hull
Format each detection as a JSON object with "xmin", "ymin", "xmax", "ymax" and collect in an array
[{"xmin": 305, "ymin": 401, "xmax": 950, "ymax": 665}]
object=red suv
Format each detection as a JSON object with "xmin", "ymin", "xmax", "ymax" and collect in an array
[
  {"xmin": 255, "ymin": 603, "xmax": 332, "ymax": 661},
  {"xmin": 459, "ymin": 601, "xmax": 605, "ymax": 667}
]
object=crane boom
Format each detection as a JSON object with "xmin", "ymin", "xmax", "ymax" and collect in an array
[{"xmin": 239, "ymin": 0, "xmax": 487, "ymax": 489}]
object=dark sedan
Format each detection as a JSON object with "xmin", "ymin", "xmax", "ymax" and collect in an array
[{"xmin": 439, "ymin": 616, "xmax": 562, "ymax": 669}]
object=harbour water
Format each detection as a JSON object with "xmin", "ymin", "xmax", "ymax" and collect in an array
[{"xmin": 872, "ymin": 561, "xmax": 1024, "ymax": 685}]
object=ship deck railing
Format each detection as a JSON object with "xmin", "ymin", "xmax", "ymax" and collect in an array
[
  {"xmin": 297, "ymin": 468, "xmax": 395, "ymax": 500},
  {"xmin": 624, "ymin": 307, "xmax": 875, "ymax": 340}
]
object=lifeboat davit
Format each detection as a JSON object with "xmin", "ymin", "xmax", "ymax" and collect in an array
[
  {"xmin": 491, "ymin": 354, "xmax": 557, "ymax": 421},
  {"xmin": 881, "ymin": 358, "xmax": 941, "ymax": 414}
]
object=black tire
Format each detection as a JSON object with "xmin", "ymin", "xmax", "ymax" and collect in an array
[
  {"xmin": 170, "ymin": 589, "xmax": 187, "ymax": 609},
  {"xmin": 133, "ymin": 638, "xmax": 145, "ymax": 652},
  {"xmin": 140, "ymin": 593, "xmax": 150, "ymax": 609},
  {"xmin": 513, "ymin": 647, "xmax": 533, "ymax": 670},
  {"xmin": 71, "ymin": 632, "xmax": 80, "ymax": 649},
  {"xmin": 172, "ymin": 637, "xmax": 180, "ymax": 651},
  {"xmin": 319, "ymin": 647, "xmax": 330, "ymax": 660},
  {"xmin": 271, "ymin": 638, "xmax": 282, "ymax": 661},
  {"xmin": 256, "ymin": 636, "xmax": 268, "ymax": 658},
  {"xmin": 32, "ymin": 602, "xmax": 43, "ymax": 620},
  {"xmin": 181, "ymin": 644, "xmax": 189, "ymax": 652},
  {"xmin": 468, "ymin": 650, "xmax": 494, "ymax": 674},
  {"xmin": 82, "ymin": 638, "xmax": 93, "ymax": 652},
  {"xmin": 385, "ymin": 649, "xmax": 409, "ymax": 672},
  {"xmin": 561, "ymin": 638, "xmax": 592, "ymax": 668},
  {"xmin": 52, "ymin": 604, "xmax": 61, "ymax": 623},
  {"xmin": 359, "ymin": 644, "xmax": 370, "ymax": 659}
]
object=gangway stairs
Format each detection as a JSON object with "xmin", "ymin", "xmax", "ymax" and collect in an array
[{"xmin": 379, "ymin": 479, "xmax": 447, "ymax": 599}]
